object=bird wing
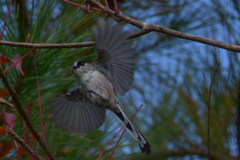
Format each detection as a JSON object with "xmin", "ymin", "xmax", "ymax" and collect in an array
[
  {"xmin": 93, "ymin": 19, "xmax": 137, "ymax": 97},
  {"xmin": 48, "ymin": 88, "xmax": 106, "ymax": 132}
]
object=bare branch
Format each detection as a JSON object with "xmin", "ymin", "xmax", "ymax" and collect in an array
[
  {"xmin": 0, "ymin": 1, "xmax": 239, "ymax": 52},
  {"xmin": 7, "ymin": 127, "xmax": 45, "ymax": 160},
  {"xmin": 86, "ymin": 0, "xmax": 240, "ymax": 53},
  {"xmin": 0, "ymin": 40, "xmax": 94, "ymax": 48},
  {"xmin": 0, "ymin": 67, "xmax": 56, "ymax": 160}
]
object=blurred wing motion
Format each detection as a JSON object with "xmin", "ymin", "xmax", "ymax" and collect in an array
[
  {"xmin": 48, "ymin": 88, "xmax": 106, "ymax": 132},
  {"xmin": 114, "ymin": 103, "xmax": 151, "ymax": 155},
  {"xmin": 93, "ymin": 19, "xmax": 137, "ymax": 97}
]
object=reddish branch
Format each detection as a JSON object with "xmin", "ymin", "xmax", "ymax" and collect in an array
[
  {"xmin": 62, "ymin": 0, "xmax": 102, "ymax": 12},
  {"xmin": 97, "ymin": 105, "xmax": 143, "ymax": 160},
  {"xmin": 4, "ymin": 49, "xmax": 35, "ymax": 73},
  {"xmin": 0, "ymin": 67, "xmax": 56, "ymax": 160},
  {"xmin": 0, "ymin": 0, "xmax": 12, "ymax": 40},
  {"xmin": 33, "ymin": 57, "xmax": 47, "ymax": 148},
  {"xmin": 11, "ymin": 138, "xmax": 21, "ymax": 160},
  {"xmin": 109, "ymin": 105, "xmax": 143, "ymax": 159}
]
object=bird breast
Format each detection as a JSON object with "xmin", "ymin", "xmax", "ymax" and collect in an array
[{"xmin": 80, "ymin": 70, "xmax": 115, "ymax": 104}]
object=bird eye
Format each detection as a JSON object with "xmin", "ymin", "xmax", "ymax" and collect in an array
[{"xmin": 77, "ymin": 61, "xmax": 85, "ymax": 67}]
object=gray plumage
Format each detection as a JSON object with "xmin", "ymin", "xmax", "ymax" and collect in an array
[
  {"xmin": 48, "ymin": 19, "xmax": 151, "ymax": 155},
  {"xmin": 49, "ymin": 87, "xmax": 106, "ymax": 132}
]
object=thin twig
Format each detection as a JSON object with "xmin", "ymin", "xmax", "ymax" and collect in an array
[
  {"xmin": 33, "ymin": 56, "xmax": 48, "ymax": 157},
  {"xmin": 62, "ymin": 0, "xmax": 102, "ymax": 12},
  {"xmin": 96, "ymin": 122, "xmax": 124, "ymax": 160},
  {"xmin": 11, "ymin": 138, "xmax": 21, "ymax": 160},
  {"xmin": 4, "ymin": 49, "xmax": 35, "ymax": 73},
  {"xmin": 108, "ymin": 126, "xmax": 126, "ymax": 160},
  {"xmin": 33, "ymin": 55, "xmax": 49, "ymax": 160},
  {"xmin": 0, "ymin": 40, "xmax": 94, "ymax": 48},
  {"xmin": 7, "ymin": 127, "xmax": 45, "ymax": 160},
  {"xmin": 96, "ymin": 105, "xmax": 143, "ymax": 160},
  {"xmin": 108, "ymin": 105, "xmax": 143, "ymax": 159},
  {"xmin": 207, "ymin": 63, "xmax": 220, "ymax": 159},
  {"xmin": 0, "ymin": 67, "xmax": 56, "ymax": 160},
  {"xmin": 0, "ymin": 0, "xmax": 12, "ymax": 40},
  {"xmin": 0, "ymin": 30, "xmax": 145, "ymax": 48},
  {"xmin": 113, "ymin": 0, "xmax": 119, "ymax": 14},
  {"xmin": 104, "ymin": 0, "xmax": 109, "ymax": 8}
]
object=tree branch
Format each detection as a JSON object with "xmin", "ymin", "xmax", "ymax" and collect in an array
[
  {"xmin": 0, "ymin": 1, "xmax": 239, "ymax": 52},
  {"xmin": 0, "ymin": 29, "xmax": 144, "ymax": 48},
  {"xmin": 0, "ymin": 67, "xmax": 56, "ymax": 160},
  {"xmin": 7, "ymin": 127, "xmax": 45, "ymax": 160},
  {"xmin": 86, "ymin": 0, "xmax": 240, "ymax": 52}
]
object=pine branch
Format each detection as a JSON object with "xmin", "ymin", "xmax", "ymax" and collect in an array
[{"xmin": 0, "ymin": 67, "xmax": 56, "ymax": 160}]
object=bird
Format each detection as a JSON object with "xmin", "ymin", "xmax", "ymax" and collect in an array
[{"xmin": 48, "ymin": 18, "xmax": 151, "ymax": 155}]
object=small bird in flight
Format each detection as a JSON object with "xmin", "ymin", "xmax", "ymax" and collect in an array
[{"xmin": 49, "ymin": 19, "xmax": 151, "ymax": 155}]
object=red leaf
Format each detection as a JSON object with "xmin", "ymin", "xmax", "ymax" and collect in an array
[
  {"xmin": 0, "ymin": 88, "xmax": 10, "ymax": 97},
  {"xmin": 10, "ymin": 55, "xmax": 24, "ymax": 76},
  {"xmin": 17, "ymin": 146, "xmax": 26, "ymax": 157},
  {"xmin": 4, "ymin": 112, "xmax": 16, "ymax": 128},
  {"xmin": 29, "ymin": 133, "xmax": 36, "ymax": 140},
  {"xmin": 0, "ymin": 141, "xmax": 12, "ymax": 158},
  {"xmin": 0, "ymin": 55, "xmax": 10, "ymax": 65},
  {"xmin": 0, "ymin": 127, "xmax": 6, "ymax": 135}
]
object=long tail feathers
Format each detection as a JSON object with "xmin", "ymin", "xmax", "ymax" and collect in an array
[{"xmin": 114, "ymin": 103, "xmax": 151, "ymax": 155}]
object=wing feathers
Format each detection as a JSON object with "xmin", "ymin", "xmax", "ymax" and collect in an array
[
  {"xmin": 93, "ymin": 18, "xmax": 137, "ymax": 97},
  {"xmin": 49, "ymin": 94, "xmax": 106, "ymax": 132}
]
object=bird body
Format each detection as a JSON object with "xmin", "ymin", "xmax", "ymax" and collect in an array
[
  {"xmin": 49, "ymin": 19, "xmax": 151, "ymax": 155},
  {"xmin": 73, "ymin": 62, "xmax": 115, "ymax": 108}
]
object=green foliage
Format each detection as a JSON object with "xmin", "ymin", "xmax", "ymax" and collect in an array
[{"xmin": 0, "ymin": 0, "xmax": 240, "ymax": 159}]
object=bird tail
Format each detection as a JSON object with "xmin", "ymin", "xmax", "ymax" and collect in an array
[{"xmin": 114, "ymin": 103, "xmax": 151, "ymax": 155}]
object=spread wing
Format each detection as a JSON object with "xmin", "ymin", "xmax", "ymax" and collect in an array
[
  {"xmin": 93, "ymin": 19, "xmax": 137, "ymax": 97},
  {"xmin": 48, "ymin": 88, "xmax": 106, "ymax": 132}
]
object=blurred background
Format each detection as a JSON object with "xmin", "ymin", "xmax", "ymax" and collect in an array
[{"xmin": 0, "ymin": 0, "xmax": 240, "ymax": 159}]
